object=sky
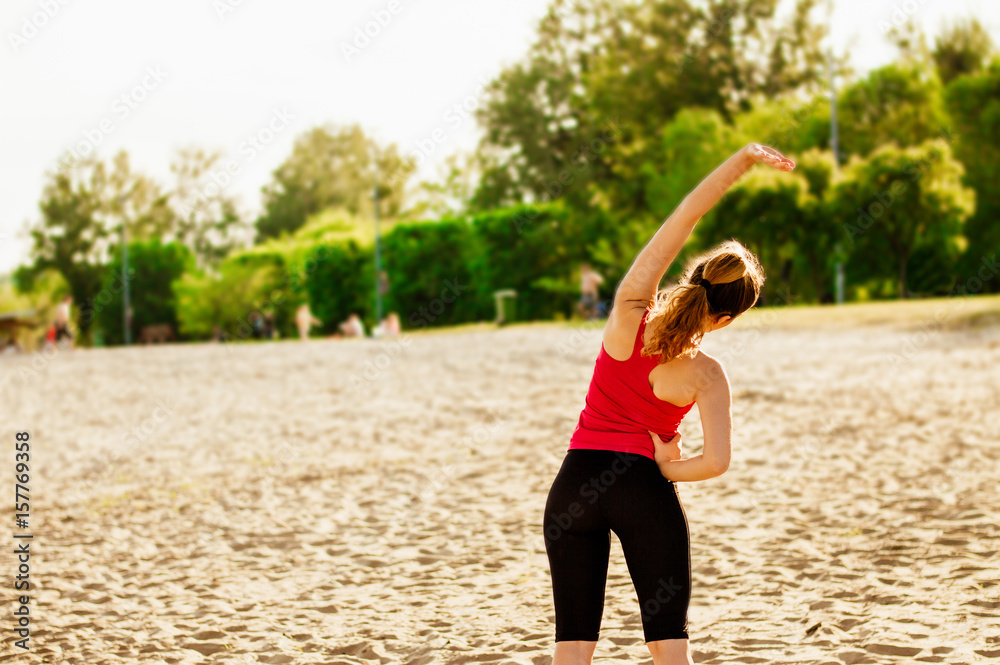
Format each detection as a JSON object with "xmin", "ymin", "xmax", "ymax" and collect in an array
[{"xmin": 1, "ymin": 0, "xmax": 998, "ymax": 275}]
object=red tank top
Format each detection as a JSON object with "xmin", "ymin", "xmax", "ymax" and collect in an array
[{"xmin": 569, "ymin": 309, "xmax": 695, "ymax": 459}]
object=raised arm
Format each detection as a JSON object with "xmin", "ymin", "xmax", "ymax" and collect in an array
[{"xmin": 614, "ymin": 143, "xmax": 794, "ymax": 309}]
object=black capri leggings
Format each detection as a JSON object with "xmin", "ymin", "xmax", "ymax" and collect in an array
[{"xmin": 543, "ymin": 449, "xmax": 691, "ymax": 643}]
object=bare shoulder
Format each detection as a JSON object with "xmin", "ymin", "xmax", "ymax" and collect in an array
[
  {"xmin": 602, "ymin": 301, "xmax": 647, "ymax": 361},
  {"xmin": 691, "ymin": 350, "xmax": 731, "ymax": 401}
]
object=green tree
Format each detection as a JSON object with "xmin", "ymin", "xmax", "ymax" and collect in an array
[
  {"xmin": 23, "ymin": 158, "xmax": 108, "ymax": 337},
  {"xmin": 701, "ymin": 167, "xmax": 812, "ymax": 303},
  {"xmin": 944, "ymin": 59, "xmax": 1000, "ymax": 291},
  {"xmin": 305, "ymin": 241, "xmax": 374, "ymax": 334},
  {"xmin": 836, "ymin": 63, "xmax": 950, "ymax": 159},
  {"xmin": 381, "ymin": 220, "xmax": 487, "ymax": 328},
  {"xmin": 91, "ymin": 239, "xmax": 193, "ymax": 345},
  {"xmin": 170, "ymin": 148, "xmax": 248, "ymax": 268},
  {"xmin": 472, "ymin": 0, "xmax": 828, "ymax": 217},
  {"xmin": 471, "ymin": 203, "xmax": 594, "ymax": 320},
  {"xmin": 933, "ymin": 18, "xmax": 994, "ymax": 85},
  {"xmin": 792, "ymin": 149, "xmax": 842, "ymax": 302},
  {"xmin": 174, "ymin": 260, "xmax": 283, "ymax": 340},
  {"xmin": 732, "ymin": 95, "xmax": 832, "ymax": 157},
  {"xmin": 255, "ymin": 125, "xmax": 414, "ymax": 241},
  {"xmin": 22, "ymin": 151, "xmax": 175, "ymax": 338},
  {"xmin": 645, "ymin": 108, "xmax": 740, "ymax": 216},
  {"xmin": 832, "ymin": 140, "xmax": 974, "ymax": 298}
]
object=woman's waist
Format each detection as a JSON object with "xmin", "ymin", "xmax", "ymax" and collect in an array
[{"xmin": 575, "ymin": 406, "xmax": 683, "ymax": 440}]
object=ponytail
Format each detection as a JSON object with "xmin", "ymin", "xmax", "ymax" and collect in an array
[{"xmin": 642, "ymin": 240, "xmax": 764, "ymax": 362}]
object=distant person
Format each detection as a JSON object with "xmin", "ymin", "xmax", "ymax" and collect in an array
[
  {"xmin": 339, "ymin": 313, "xmax": 366, "ymax": 338},
  {"xmin": 54, "ymin": 295, "xmax": 74, "ymax": 349},
  {"xmin": 578, "ymin": 263, "xmax": 605, "ymax": 321},
  {"xmin": 0, "ymin": 337, "xmax": 18, "ymax": 355},
  {"xmin": 374, "ymin": 312, "xmax": 401, "ymax": 338},
  {"xmin": 295, "ymin": 304, "xmax": 321, "ymax": 341},
  {"xmin": 249, "ymin": 311, "xmax": 264, "ymax": 339},
  {"xmin": 263, "ymin": 312, "xmax": 276, "ymax": 340},
  {"xmin": 543, "ymin": 143, "xmax": 795, "ymax": 665}
]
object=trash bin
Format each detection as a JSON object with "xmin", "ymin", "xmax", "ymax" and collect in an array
[{"xmin": 493, "ymin": 289, "xmax": 517, "ymax": 326}]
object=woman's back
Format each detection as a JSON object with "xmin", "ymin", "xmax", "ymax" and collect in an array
[{"xmin": 569, "ymin": 308, "xmax": 696, "ymax": 459}]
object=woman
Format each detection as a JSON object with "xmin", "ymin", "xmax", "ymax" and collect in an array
[
  {"xmin": 295, "ymin": 303, "xmax": 322, "ymax": 341},
  {"xmin": 543, "ymin": 142, "xmax": 795, "ymax": 665}
]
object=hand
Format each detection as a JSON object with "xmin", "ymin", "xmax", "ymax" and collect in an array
[
  {"xmin": 650, "ymin": 431, "xmax": 682, "ymax": 464},
  {"xmin": 746, "ymin": 143, "xmax": 795, "ymax": 171}
]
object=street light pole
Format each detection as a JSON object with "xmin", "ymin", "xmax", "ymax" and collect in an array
[
  {"xmin": 121, "ymin": 196, "xmax": 132, "ymax": 345},
  {"xmin": 372, "ymin": 146, "xmax": 383, "ymax": 323},
  {"xmin": 828, "ymin": 0, "xmax": 845, "ymax": 306}
]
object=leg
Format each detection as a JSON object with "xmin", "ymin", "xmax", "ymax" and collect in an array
[
  {"xmin": 647, "ymin": 639, "xmax": 693, "ymax": 665},
  {"xmin": 603, "ymin": 456, "xmax": 693, "ymax": 648},
  {"xmin": 554, "ymin": 641, "xmax": 598, "ymax": 665},
  {"xmin": 544, "ymin": 451, "xmax": 613, "ymax": 654}
]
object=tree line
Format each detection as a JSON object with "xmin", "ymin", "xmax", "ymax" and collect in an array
[{"xmin": 10, "ymin": 1, "xmax": 1000, "ymax": 344}]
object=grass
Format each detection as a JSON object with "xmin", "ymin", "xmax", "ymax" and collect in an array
[
  {"xmin": 731, "ymin": 293, "xmax": 1000, "ymax": 331},
  {"xmin": 416, "ymin": 293, "xmax": 1000, "ymax": 335}
]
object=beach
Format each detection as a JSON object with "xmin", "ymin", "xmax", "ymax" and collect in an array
[{"xmin": 3, "ymin": 308, "xmax": 1000, "ymax": 664}]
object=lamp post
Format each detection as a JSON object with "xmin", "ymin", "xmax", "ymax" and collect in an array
[
  {"xmin": 120, "ymin": 193, "xmax": 132, "ymax": 345},
  {"xmin": 372, "ymin": 145, "xmax": 384, "ymax": 323},
  {"xmin": 828, "ymin": 0, "xmax": 845, "ymax": 306}
]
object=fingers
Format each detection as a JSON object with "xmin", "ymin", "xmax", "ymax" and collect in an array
[
  {"xmin": 748, "ymin": 143, "xmax": 796, "ymax": 171},
  {"xmin": 649, "ymin": 431, "xmax": 681, "ymax": 447}
]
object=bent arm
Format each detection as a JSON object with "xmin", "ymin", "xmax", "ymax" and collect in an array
[
  {"xmin": 615, "ymin": 144, "xmax": 761, "ymax": 308},
  {"xmin": 657, "ymin": 362, "xmax": 732, "ymax": 482}
]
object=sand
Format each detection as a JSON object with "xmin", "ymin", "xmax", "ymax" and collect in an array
[{"xmin": 3, "ymin": 313, "xmax": 1000, "ymax": 664}]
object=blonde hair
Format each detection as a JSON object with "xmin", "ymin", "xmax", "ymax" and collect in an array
[{"xmin": 642, "ymin": 240, "xmax": 764, "ymax": 362}]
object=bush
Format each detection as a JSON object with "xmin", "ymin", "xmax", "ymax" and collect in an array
[
  {"xmin": 471, "ymin": 203, "xmax": 590, "ymax": 321},
  {"xmin": 305, "ymin": 241, "xmax": 374, "ymax": 334},
  {"xmin": 381, "ymin": 219, "xmax": 488, "ymax": 328},
  {"xmin": 175, "ymin": 256, "xmax": 286, "ymax": 341},
  {"xmin": 91, "ymin": 239, "xmax": 193, "ymax": 345}
]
